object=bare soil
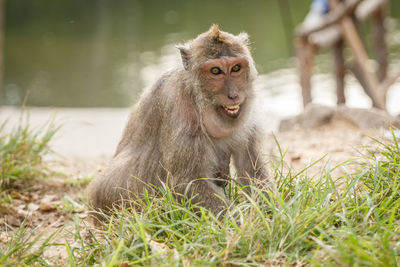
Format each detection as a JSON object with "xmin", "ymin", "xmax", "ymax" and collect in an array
[{"xmin": 267, "ymin": 116, "xmax": 385, "ymax": 177}]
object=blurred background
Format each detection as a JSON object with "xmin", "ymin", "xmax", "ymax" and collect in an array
[
  {"xmin": 2, "ymin": 0, "xmax": 400, "ymax": 108},
  {"xmin": 0, "ymin": 0, "xmax": 399, "ymax": 158}
]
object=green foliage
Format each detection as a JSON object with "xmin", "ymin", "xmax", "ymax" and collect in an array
[
  {"xmin": 0, "ymin": 114, "xmax": 58, "ymax": 190},
  {"xmin": 63, "ymin": 176, "xmax": 93, "ymax": 187}
]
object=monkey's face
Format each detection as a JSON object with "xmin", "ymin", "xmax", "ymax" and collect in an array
[
  {"xmin": 178, "ymin": 25, "xmax": 256, "ymax": 138},
  {"xmin": 200, "ymin": 56, "xmax": 250, "ymax": 119}
]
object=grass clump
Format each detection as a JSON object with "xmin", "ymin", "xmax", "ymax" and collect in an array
[
  {"xmin": 0, "ymin": 223, "xmax": 60, "ymax": 266},
  {"xmin": 0, "ymin": 115, "xmax": 57, "ymax": 190}
]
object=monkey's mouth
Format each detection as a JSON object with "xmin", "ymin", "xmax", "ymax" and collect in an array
[{"xmin": 221, "ymin": 104, "xmax": 241, "ymax": 118}]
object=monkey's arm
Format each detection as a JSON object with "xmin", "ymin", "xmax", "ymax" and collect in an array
[
  {"xmin": 161, "ymin": 128, "xmax": 228, "ymax": 214},
  {"xmin": 232, "ymin": 128, "xmax": 277, "ymax": 193}
]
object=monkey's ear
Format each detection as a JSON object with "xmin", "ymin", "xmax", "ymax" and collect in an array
[
  {"xmin": 176, "ymin": 45, "xmax": 191, "ymax": 71},
  {"xmin": 238, "ymin": 32, "xmax": 249, "ymax": 45}
]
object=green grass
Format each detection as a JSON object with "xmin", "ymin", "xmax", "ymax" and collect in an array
[
  {"xmin": 0, "ymin": 222, "xmax": 60, "ymax": 266},
  {"xmin": 0, "ymin": 114, "xmax": 58, "ymax": 190},
  {"xmin": 1, "ymin": 129, "xmax": 400, "ymax": 266}
]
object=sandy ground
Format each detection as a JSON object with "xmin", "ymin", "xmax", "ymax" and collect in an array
[
  {"xmin": 0, "ymin": 106, "xmax": 131, "ymax": 159},
  {"xmin": 267, "ymin": 117, "xmax": 388, "ymax": 177}
]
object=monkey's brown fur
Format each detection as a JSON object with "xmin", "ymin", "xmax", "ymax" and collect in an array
[{"xmin": 87, "ymin": 25, "xmax": 276, "ymax": 218}]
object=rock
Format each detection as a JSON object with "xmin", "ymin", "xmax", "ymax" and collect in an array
[
  {"xmin": 336, "ymin": 106, "xmax": 400, "ymax": 129},
  {"xmin": 28, "ymin": 203, "xmax": 40, "ymax": 212},
  {"xmin": 301, "ymin": 104, "xmax": 335, "ymax": 128},
  {"xmin": 279, "ymin": 104, "xmax": 335, "ymax": 131},
  {"xmin": 279, "ymin": 104, "xmax": 400, "ymax": 132}
]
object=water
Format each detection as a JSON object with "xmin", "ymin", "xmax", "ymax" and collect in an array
[{"xmin": 4, "ymin": 0, "xmax": 400, "ymax": 108}]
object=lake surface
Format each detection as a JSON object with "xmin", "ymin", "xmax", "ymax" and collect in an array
[{"xmin": 4, "ymin": 0, "xmax": 400, "ymax": 107}]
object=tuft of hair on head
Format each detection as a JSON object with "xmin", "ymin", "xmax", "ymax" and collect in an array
[
  {"xmin": 209, "ymin": 24, "xmax": 221, "ymax": 39},
  {"xmin": 237, "ymin": 32, "xmax": 249, "ymax": 45},
  {"xmin": 208, "ymin": 24, "xmax": 232, "ymax": 45}
]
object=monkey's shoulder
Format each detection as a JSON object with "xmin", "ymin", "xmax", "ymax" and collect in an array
[{"xmin": 151, "ymin": 68, "xmax": 186, "ymax": 90}]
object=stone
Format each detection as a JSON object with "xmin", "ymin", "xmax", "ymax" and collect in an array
[{"xmin": 279, "ymin": 104, "xmax": 400, "ymax": 132}]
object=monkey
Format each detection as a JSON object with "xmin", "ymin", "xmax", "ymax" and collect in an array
[{"xmin": 87, "ymin": 24, "xmax": 277, "ymax": 219}]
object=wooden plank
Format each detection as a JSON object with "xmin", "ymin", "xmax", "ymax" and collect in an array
[
  {"xmin": 355, "ymin": 0, "xmax": 387, "ymax": 21},
  {"xmin": 296, "ymin": 0, "xmax": 363, "ymax": 38}
]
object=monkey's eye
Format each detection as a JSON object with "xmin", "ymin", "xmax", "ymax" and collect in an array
[
  {"xmin": 210, "ymin": 67, "xmax": 222, "ymax": 75},
  {"xmin": 231, "ymin": 64, "xmax": 241, "ymax": 72}
]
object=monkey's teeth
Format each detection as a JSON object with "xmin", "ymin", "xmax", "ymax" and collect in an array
[{"xmin": 223, "ymin": 105, "xmax": 240, "ymax": 114}]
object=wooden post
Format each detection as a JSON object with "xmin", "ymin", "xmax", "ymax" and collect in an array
[
  {"xmin": 0, "ymin": 0, "xmax": 3, "ymax": 106},
  {"xmin": 328, "ymin": 0, "xmax": 386, "ymax": 110},
  {"xmin": 295, "ymin": 37, "xmax": 314, "ymax": 107},
  {"xmin": 333, "ymin": 39, "xmax": 346, "ymax": 104},
  {"xmin": 372, "ymin": 6, "xmax": 388, "ymax": 82}
]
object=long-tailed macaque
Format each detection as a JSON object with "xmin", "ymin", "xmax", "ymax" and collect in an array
[{"xmin": 87, "ymin": 25, "xmax": 276, "ymax": 218}]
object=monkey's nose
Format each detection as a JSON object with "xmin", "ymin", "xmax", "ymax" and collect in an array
[{"xmin": 228, "ymin": 91, "xmax": 238, "ymax": 100}]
